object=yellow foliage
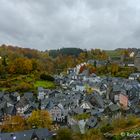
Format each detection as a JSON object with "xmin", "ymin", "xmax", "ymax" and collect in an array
[
  {"xmin": 27, "ymin": 110, "xmax": 52, "ymax": 129},
  {"xmin": 1, "ymin": 115, "xmax": 25, "ymax": 132}
]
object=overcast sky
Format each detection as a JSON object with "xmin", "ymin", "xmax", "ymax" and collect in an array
[{"xmin": 0, "ymin": 0, "xmax": 140, "ymax": 50}]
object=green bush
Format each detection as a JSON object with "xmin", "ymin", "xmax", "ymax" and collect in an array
[
  {"xmin": 56, "ymin": 128, "xmax": 73, "ymax": 140},
  {"xmin": 100, "ymin": 124, "xmax": 114, "ymax": 133},
  {"xmin": 40, "ymin": 73, "xmax": 54, "ymax": 81},
  {"xmin": 126, "ymin": 120, "xmax": 135, "ymax": 126}
]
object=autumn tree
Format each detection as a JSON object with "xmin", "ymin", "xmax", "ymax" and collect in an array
[
  {"xmin": 87, "ymin": 64, "xmax": 96, "ymax": 74},
  {"xmin": 111, "ymin": 63, "xmax": 119, "ymax": 75},
  {"xmin": 83, "ymin": 129, "xmax": 103, "ymax": 140},
  {"xmin": 8, "ymin": 57, "xmax": 33, "ymax": 74},
  {"xmin": 79, "ymin": 65, "xmax": 86, "ymax": 74},
  {"xmin": 56, "ymin": 128, "xmax": 73, "ymax": 140},
  {"xmin": 27, "ymin": 110, "xmax": 52, "ymax": 129},
  {"xmin": 78, "ymin": 52, "xmax": 87, "ymax": 63},
  {"xmin": 1, "ymin": 115, "xmax": 26, "ymax": 132},
  {"xmin": 15, "ymin": 82, "xmax": 33, "ymax": 92}
]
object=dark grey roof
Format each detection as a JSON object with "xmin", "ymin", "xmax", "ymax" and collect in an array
[
  {"xmin": 35, "ymin": 128, "xmax": 52, "ymax": 139},
  {"xmin": 46, "ymin": 100, "xmax": 55, "ymax": 110},
  {"xmin": 29, "ymin": 102, "xmax": 39, "ymax": 109},
  {"xmin": 16, "ymin": 97, "xmax": 29, "ymax": 108},
  {"xmin": 0, "ymin": 92, "xmax": 4, "ymax": 98},
  {"xmin": 0, "ymin": 130, "xmax": 33, "ymax": 140},
  {"xmin": 135, "ymin": 52, "xmax": 140, "ymax": 58},
  {"xmin": 24, "ymin": 92, "xmax": 33, "ymax": 100},
  {"xmin": 5, "ymin": 106, "xmax": 16, "ymax": 115},
  {"xmin": 38, "ymin": 87, "xmax": 44, "ymax": 91},
  {"xmin": 91, "ymin": 109, "xmax": 102, "ymax": 116},
  {"xmin": 12, "ymin": 92, "xmax": 20, "ymax": 97},
  {"xmin": 0, "ymin": 128, "xmax": 52, "ymax": 140},
  {"xmin": 72, "ymin": 107, "xmax": 84, "ymax": 114},
  {"xmin": 0, "ymin": 101, "xmax": 6, "ymax": 110},
  {"xmin": 90, "ymin": 92, "xmax": 104, "ymax": 108},
  {"xmin": 3, "ymin": 94, "xmax": 15, "ymax": 105},
  {"xmin": 86, "ymin": 117, "xmax": 97, "ymax": 128},
  {"xmin": 134, "ymin": 106, "xmax": 140, "ymax": 114},
  {"xmin": 112, "ymin": 85, "xmax": 121, "ymax": 92},
  {"xmin": 109, "ymin": 104, "xmax": 119, "ymax": 112}
]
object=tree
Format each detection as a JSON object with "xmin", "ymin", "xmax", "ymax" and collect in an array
[
  {"xmin": 111, "ymin": 63, "xmax": 119, "ymax": 75},
  {"xmin": 83, "ymin": 129, "xmax": 103, "ymax": 140},
  {"xmin": 15, "ymin": 82, "xmax": 33, "ymax": 92},
  {"xmin": 27, "ymin": 110, "xmax": 52, "ymax": 129},
  {"xmin": 100, "ymin": 124, "xmax": 114, "ymax": 133},
  {"xmin": 56, "ymin": 128, "xmax": 73, "ymax": 140},
  {"xmin": 40, "ymin": 73, "xmax": 54, "ymax": 81},
  {"xmin": 79, "ymin": 65, "xmax": 86, "ymax": 74},
  {"xmin": 94, "ymin": 60, "xmax": 97, "ymax": 68},
  {"xmin": 1, "ymin": 115, "xmax": 25, "ymax": 132},
  {"xmin": 87, "ymin": 64, "xmax": 96, "ymax": 74},
  {"xmin": 8, "ymin": 58, "xmax": 33, "ymax": 74},
  {"xmin": 78, "ymin": 53, "xmax": 87, "ymax": 63}
]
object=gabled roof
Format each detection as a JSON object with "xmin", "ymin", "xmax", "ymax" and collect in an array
[
  {"xmin": 12, "ymin": 92, "xmax": 20, "ymax": 97},
  {"xmin": 5, "ymin": 106, "xmax": 16, "ymax": 115},
  {"xmin": 112, "ymin": 85, "xmax": 121, "ymax": 92},
  {"xmin": 35, "ymin": 128, "xmax": 52, "ymax": 139},
  {"xmin": 0, "ymin": 101, "xmax": 6, "ymax": 110},
  {"xmin": 72, "ymin": 107, "xmax": 84, "ymax": 114},
  {"xmin": 108, "ymin": 104, "xmax": 119, "ymax": 112},
  {"xmin": 16, "ymin": 97, "xmax": 29, "ymax": 108},
  {"xmin": 24, "ymin": 92, "xmax": 33, "ymax": 100},
  {"xmin": 0, "ymin": 92, "xmax": 4, "ymax": 98},
  {"xmin": 91, "ymin": 109, "xmax": 102, "ymax": 116},
  {"xmin": 135, "ymin": 52, "xmax": 140, "ymax": 58},
  {"xmin": 90, "ymin": 92, "xmax": 104, "ymax": 108},
  {"xmin": 0, "ymin": 128, "xmax": 52, "ymax": 140},
  {"xmin": 3, "ymin": 94, "xmax": 16, "ymax": 105},
  {"xmin": 86, "ymin": 117, "xmax": 97, "ymax": 128}
]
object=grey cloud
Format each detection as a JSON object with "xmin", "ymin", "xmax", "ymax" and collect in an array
[{"xmin": 0, "ymin": 0, "xmax": 140, "ymax": 50}]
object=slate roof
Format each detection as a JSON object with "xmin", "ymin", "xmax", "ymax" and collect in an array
[
  {"xmin": 0, "ymin": 101, "xmax": 6, "ymax": 110},
  {"xmin": 0, "ymin": 128, "xmax": 52, "ymax": 140},
  {"xmin": 3, "ymin": 94, "xmax": 15, "ymax": 105},
  {"xmin": 90, "ymin": 92, "xmax": 104, "ymax": 108},
  {"xmin": 108, "ymin": 104, "xmax": 119, "ymax": 112},
  {"xmin": 12, "ymin": 92, "xmax": 20, "ymax": 97},
  {"xmin": 5, "ymin": 106, "xmax": 16, "ymax": 115},
  {"xmin": 0, "ymin": 92, "xmax": 4, "ymax": 99},
  {"xmin": 38, "ymin": 87, "xmax": 44, "ymax": 91},
  {"xmin": 16, "ymin": 97, "xmax": 29, "ymax": 108},
  {"xmin": 135, "ymin": 52, "xmax": 140, "ymax": 58},
  {"xmin": 24, "ymin": 92, "xmax": 34, "ymax": 100},
  {"xmin": 91, "ymin": 109, "xmax": 102, "ymax": 116},
  {"xmin": 86, "ymin": 117, "xmax": 97, "ymax": 128},
  {"xmin": 112, "ymin": 85, "xmax": 121, "ymax": 92},
  {"xmin": 133, "ymin": 106, "xmax": 140, "ymax": 114},
  {"xmin": 72, "ymin": 107, "xmax": 84, "ymax": 114}
]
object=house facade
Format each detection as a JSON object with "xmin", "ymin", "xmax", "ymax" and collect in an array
[{"xmin": 134, "ymin": 52, "xmax": 140, "ymax": 71}]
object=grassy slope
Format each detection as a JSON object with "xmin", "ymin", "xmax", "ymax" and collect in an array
[
  {"xmin": 0, "ymin": 74, "xmax": 55, "ymax": 92},
  {"xmin": 34, "ymin": 80, "xmax": 55, "ymax": 89}
]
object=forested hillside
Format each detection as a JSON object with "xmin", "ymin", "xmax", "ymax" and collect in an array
[
  {"xmin": 0, "ymin": 44, "xmax": 137, "ymax": 92},
  {"xmin": 48, "ymin": 48, "xmax": 84, "ymax": 57}
]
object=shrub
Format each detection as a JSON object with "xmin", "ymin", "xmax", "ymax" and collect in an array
[
  {"xmin": 100, "ymin": 124, "xmax": 114, "ymax": 133},
  {"xmin": 16, "ymin": 82, "xmax": 33, "ymax": 92},
  {"xmin": 56, "ymin": 128, "xmax": 73, "ymax": 140},
  {"xmin": 40, "ymin": 73, "xmax": 54, "ymax": 81}
]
